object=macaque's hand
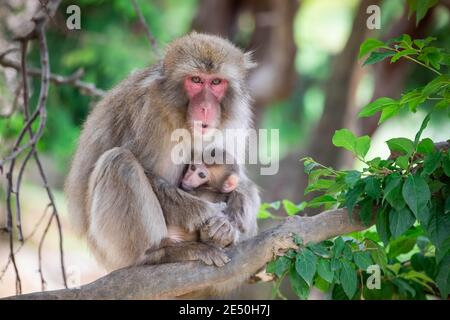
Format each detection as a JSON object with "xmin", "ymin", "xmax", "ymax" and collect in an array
[{"xmin": 200, "ymin": 214, "xmax": 239, "ymax": 248}]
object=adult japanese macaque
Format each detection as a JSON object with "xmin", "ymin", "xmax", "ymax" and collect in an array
[{"xmin": 65, "ymin": 32, "xmax": 260, "ymax": 286}]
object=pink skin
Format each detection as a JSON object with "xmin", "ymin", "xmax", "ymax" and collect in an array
[
  {"xmin": 184, "ymin": 74, "xmax": 228, "ymax": 134},
  {"xmin": 181, "ymin": 164, "xmax": 209, "ymax": 191}
]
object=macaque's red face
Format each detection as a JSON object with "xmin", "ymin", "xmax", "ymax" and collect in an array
[
  {"xmin": 181, "ymin": 164, "xmax": 210, "ymax": 191},
  {"xmin": 184, "ymin": 74, "xmax": 228, "ymax": 135}
]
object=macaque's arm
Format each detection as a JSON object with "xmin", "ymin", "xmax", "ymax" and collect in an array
[{"xmin": 148, "ymin": 173, "xmax": 224, "ymax": 231}]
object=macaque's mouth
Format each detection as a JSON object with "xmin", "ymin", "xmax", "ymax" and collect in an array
[
  {"xmin": 201, "ymin": 123, "xmax": 208, "ymax": 128},
  {"xmin": 180, "ymin": 183, "xmax": 192, "ymax": 191}
]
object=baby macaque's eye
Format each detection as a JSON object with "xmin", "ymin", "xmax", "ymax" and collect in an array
[
  {"xmin": 211, "ymin": 78, "xmax": 222, "ymax": 85},
  {"xmin": 191, "ymin": 164, "xmax": 196, "ymax": 171},
  {"xmin": 198, "ymin": 172, "xmax": 206, "ymax": 179}
]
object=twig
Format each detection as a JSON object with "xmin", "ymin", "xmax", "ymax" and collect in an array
[
  {"xmin": 130, "ymin": 0, "xmax": 160, "ymax": 55},
  {"xmin": 0, "ymin": 55, "xmax": 105, "ymax": 98},
  {"xmin": 37, "ymin": 212, "xmax": 54, "ymax": 291},
  {"xmin": 0, "ymin": 204, "xmax": 51, "ymax": 281}
]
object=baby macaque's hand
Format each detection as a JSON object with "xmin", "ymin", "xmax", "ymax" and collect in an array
[{"xmin": 200, "ymin": 214, "xmax": 239, "ymax": 248}]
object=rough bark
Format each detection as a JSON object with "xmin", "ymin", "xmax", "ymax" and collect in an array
[{"xmin": 4, "ymin": 208, "xmax": 369, "ymax": 300}]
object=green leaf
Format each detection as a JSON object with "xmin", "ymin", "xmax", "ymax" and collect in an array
[
  {"xmin": 422, "ymin": 151, "xmax": 442, "ymax": 176},
  {"xmin": 426, "ymin": 203, "xmax": 450, "ymax": 250},
  {"xmin": 308, "ymin": 168, "xmax": 333, "ymax": 184},
  {"xmin": 414, "ymin": 113, "xmax": 432, "ymax": 146},
  {"xmin": 396, "ymin": 155, "xmax": 410, "ymax": 170},
  {"xmin": 436, "ymin": 256, "xmax": 450, "ymax": 299},
  {"xmin": 257, "ymin": 208, "xmax": 272, "ymax": 219},
  {"xmin": 344, "ymin": 170, "xmax": 361, "ymax": 188},
  {"xmin": 422, "ymin": 75, "xmax": 450, "ymax": 98},
  {"xmin": 343, "ymin": 244, "xmax": 353, "ymax": 261},
  {"xmin": 339, "ymin": 260, "xmax": 358, "ymax": 299},
  {"xmin": 308, "ymin": 243, "xmax": 331, "ymax": 258},
  {"xmin": 443, "ymin": 154, "xmax": 450, "ymax": 177},
  {"xmin": 364, "ymin": 176, "xmax": 381, "ymax": 199},
  {"xmin": 332, "ymin": 129, "xmax": 356, "ymax": 153},
  {"xmin": 392, "ymin": 278, "xmax": 416, "ymax": 297},
  {"xmin": 389, "ymin": 207, "xmax": 416, "ymax": 238},
  {"xmin": 289, "ymin": 266, "xmax": 310, "ymax": 300},
  {"xmin": 359, "ymin": 198, "xmax": 373, "ymax": 227},
  {"xmin": 355, "ymin": 135, "xmax": 371, "ymax": 159},
  {"xmin": 307, "ymin": 195, "xmax": 337, "ymax": 209},
  {"xmin": 303, "ymin": 158, "xmax": 319, "ymax": 174},
  {"xmin": 383, "ymin": 174, "xmax": 405, "ymax": 210},
  {"xmin": 274, "ymin": 256, "xmax": 291, "ymax": 277},
  {"xmin": 391, "ymin": 48, "xmax": 418, "ymax": 63},
  {"xmin": 304, "ymin": 179, "xmax": 335, "ymax": 194},
  {"xmin": 282, "ymin": 199, "xmax": 307, "ymax": 216},
  {"xmin": 378, "ymin": 104, "xmax": 400, "ymax": 123},
  {"xmin": 317, "ymin": 258, "xmax": 334, "ymax": 283},
  {"xmin": 367, "ymin": 241, "xmax": 388, "ymax": 272},
  {"xmin": 333, "ymin": 237, "xmax": 346, "ymax": 258},
  {"xmin": 358, "ymin": 38, "xmax": 385, "ymax": 59},
  {"xmin": 415, "ymin": 0, "xmax": 438, "ymax": 25},
  {"xmin": 402, "ymin": 174, "xmax": 431, "ymax": 218},
  {"xmin": 376, "ymin": 208, "xmax": 391, "ymax": 246},
  {"xmin": 386, "ymin": 137, "xmax": 415, "ymax": 156},
  {"xmin": 266, "ymin": 260, "xmax": 276, "ymax": 274},
  {"xmin": 359, "ymin": 97, "xmax": 398, "ymax": 118},
  {"xmin": 295, "ymin": 248, "xmax": 318, "ymax": 286},
  {"xmin": 363, "ymin": 51, "xmax": 395, "ymax": 66},
  {"xmin": 353, "ymin": 251, "xmax": 373, "ymax": 270},
  {"xmin": 388, "ymin": 235, "xmax": 416, "ymax": 258},
  {"xmin": 417, "ymin": 138, "xmax": 435, "ymax": 154},
  {"xmin": 345, "ymin": 181, "xmax": 365, "ymax": 220}
]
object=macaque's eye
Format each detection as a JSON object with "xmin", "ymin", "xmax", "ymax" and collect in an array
[
  {"xmin": 190, "ymin": 164, "xmax": 196, "ymax": 171},
  {"xmin": 191, "ymin": 76, "xmax": 201, "ymax": 83},
  {"xmin": 211, "ymin": 78, "xmax": 222, "ymax": 85},
  {"xmin": 198, "ymin": 172, "xmax": 206, "ymax": 179}
]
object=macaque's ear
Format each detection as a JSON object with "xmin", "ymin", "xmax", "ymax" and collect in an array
[
  {"xmin": 244, "ymin": 51, "xmax": 257, "ymax": 70},
  {"xmin": 221, "ymin": 174, "xmax": 239, "ymax": 193}
]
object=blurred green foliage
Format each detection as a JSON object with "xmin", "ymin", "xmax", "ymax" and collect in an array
[{"xmin": 0, "ymin": 0, "xmax": 449, "ymax": 172}]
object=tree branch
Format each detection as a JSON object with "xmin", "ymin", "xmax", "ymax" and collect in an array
[
  {"xmin": 0, "ymin": 54, "xmax": 105, "ymax": 98},
  {"xmin": 4, "ymin": 208, "xmax": 370, "ymax": 300}
]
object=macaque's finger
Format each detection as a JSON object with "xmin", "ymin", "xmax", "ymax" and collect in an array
[
  {"xmin": 212, "ymin": 224, "xmax": 232, "ymax": 245},
  {"xmin": 200, "ymin": 255, "xmax": 214, "ymax": 266},
  {"xmin": 210, "ymin": 250, "xmax": 230, "ymax": 267},
  {"xmin": 208, "ymin": 218, "xmax": 228, "ymax": 237}
]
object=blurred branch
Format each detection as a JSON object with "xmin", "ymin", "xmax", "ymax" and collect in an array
[
  {"xmin": 4, "ymin": 208, "xmax": 371, "ymax": 299},
  {"xmin": 1, "ymin": 0, "xmax": 68, "ymax": 295},
  {"xmin": 0, "ymin": 54, "xmax": 105, "ymax": 98},
  {"xmin": 131, "ymin": 0, "xmax": 160, "ymax": 56}
]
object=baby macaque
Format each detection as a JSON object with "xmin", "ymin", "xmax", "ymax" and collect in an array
[{"xmin": 163, "ymin": 152, "xmax": 242, "ymax": 248}]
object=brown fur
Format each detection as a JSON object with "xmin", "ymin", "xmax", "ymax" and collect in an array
[{"xmin": 65, "ymin": 33, "xmax": 260, "ymax": 296}]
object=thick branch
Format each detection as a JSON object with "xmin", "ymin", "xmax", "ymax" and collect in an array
[{"xmin": 5, "ymin": 208, "xmax": 370, "ymax": 300}]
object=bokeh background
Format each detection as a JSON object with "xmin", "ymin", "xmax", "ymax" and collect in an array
[{"xmin": 0, "ymin": 0, "xmax": 449, "ymax": 298}]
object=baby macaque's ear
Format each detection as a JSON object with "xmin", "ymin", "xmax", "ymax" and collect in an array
[{"xmin": 221, "ymin": 174, "xmax": 239, "ymax": 193}]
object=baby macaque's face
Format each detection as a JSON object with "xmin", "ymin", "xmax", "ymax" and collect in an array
[
  {"xmin": 181, "ymin": 164, "xmax": 210, "ymax": 191},
  {"xmin": 181, "ymin": 162, "xmax": 239, "ymax": 193}
]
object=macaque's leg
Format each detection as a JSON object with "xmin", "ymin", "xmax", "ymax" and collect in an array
[
  {"xmin": 138, "ymin": 242, "xmax": 231, "ymax": 267},
  {"xmin": 88, "ymin": 147, "xmax": 167, "ymax": 269}
]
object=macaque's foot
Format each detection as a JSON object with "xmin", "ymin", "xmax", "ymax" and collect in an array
[
  {"xmin": 137, "ymin": 242, "xmax": 230, "ymax": 267},
  {"xmin": 193, "ymin": 243, "xmax": 231, "ymax": 267},
  {"xmin": 200, "ymin": 215, "xmax": 238, "ymax": 248}
]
